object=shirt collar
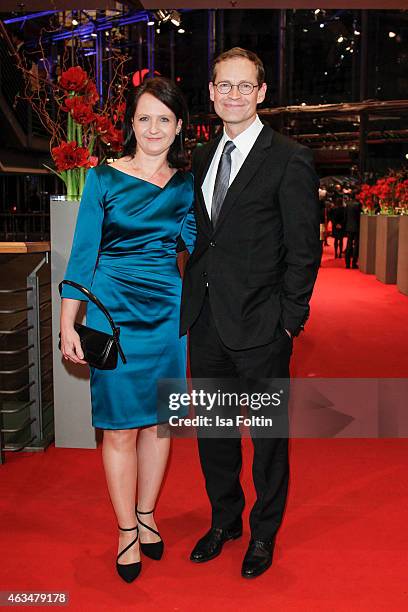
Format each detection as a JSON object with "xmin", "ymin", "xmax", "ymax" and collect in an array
[{"xmin": 222, "ymin": 115, "xmax": 264, "ymax": 157}]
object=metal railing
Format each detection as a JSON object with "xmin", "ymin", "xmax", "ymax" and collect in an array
[
  {"xmin": 0, "ymin": 212, "xmax": 50, "ymax": 242},
  {"xmin": 0, "ymin": 253, "xmax": 54, "ymax": 464}
]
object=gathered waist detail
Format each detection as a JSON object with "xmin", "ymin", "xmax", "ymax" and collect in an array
[
  {"xmin": 99, "ymin": 247, "xmax": 176, "ymax": 259},
  {"xmin": 99, "ymin": 249, "xmax": 176, "ymax": 264},
  {"xmin": 96, "ymin": 249, "xmax": 179, "ymax": 277}
]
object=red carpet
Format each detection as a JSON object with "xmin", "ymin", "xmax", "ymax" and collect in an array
[
  {"xmin": 293, "ymin": 244, "xmax": 408, "ymax": 378},
  {"xmin": 1, "ymin": 241, "xmax": 407, "ymax": 611}
]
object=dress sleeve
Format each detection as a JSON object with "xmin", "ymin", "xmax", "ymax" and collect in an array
[
  {"xmin": 180, "ymin": 174, "xmax": 197, "ymax": 253},
  {"xmin": 60, "ymin": 168, "xmax": 104, "ymax": 301}
]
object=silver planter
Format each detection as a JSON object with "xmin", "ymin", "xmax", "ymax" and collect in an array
[
  {"xmin": 359, "ymin": 214, "xmax": 377, "ymax": 275},
  {"xmin": 397, "ymin": 215, "xmax": 408, "ymax": 296},
  {"xmin": 50, "ymin": 196, "xmax": 97, "ymax": 449},
  {"xmin": 375, "ymin": 215, "xmax": 400, "ymax": 284}
]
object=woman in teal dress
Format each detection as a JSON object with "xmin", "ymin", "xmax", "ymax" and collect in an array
[{"xmin": 59, "ymin": 78, "xmax": 196, "ymax": 583}]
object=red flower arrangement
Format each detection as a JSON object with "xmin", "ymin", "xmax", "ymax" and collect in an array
[
  {"xmin": 356, "ymin": 169, "xmax": 408, "ymax": 215},
  {"xmin": 395, "ymin": 178, "xmax": 408, "ymax": 214},
  {"xmin": 46, "ymin": 65, "xmax": 127, "ymax": 196},
  {"xmin": 16, "ymin": 51, "xmax": 129, "ymax": 198},
  {"xmin": 356, "ymin": 184, "xmax": 375, "ymax": 213}
]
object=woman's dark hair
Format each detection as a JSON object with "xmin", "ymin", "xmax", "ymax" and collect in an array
[{"xmin": 122, "ymin": 76, "xmax": 189, "ymax": 168}]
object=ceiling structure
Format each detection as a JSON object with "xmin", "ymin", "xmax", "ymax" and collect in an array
[
  {"xmin": 1, "ymin": 4, "xmax": 407, "ymax": 172},
  {"xmin": 0, "ymin": 2, "xmax": 141, "ymax": 10},
  {"xmin": 1, "ymin": 1, "xmax": 408, "ymax": 10},
  {"xmin": 141, "ymin": 1, "xmax": 408, "ymax": 6}
]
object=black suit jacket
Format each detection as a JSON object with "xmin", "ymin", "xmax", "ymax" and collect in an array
[
  {"xmin": 345, "ymin": 200, "xmax": 362, "ymax": 233},
  {"xmin": 180, "ymin": 125, "xmax": 321, "ymax": 350}
]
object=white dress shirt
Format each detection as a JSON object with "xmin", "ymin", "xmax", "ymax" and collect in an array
[{"xmin": 202, "ymin": 115, "xmax": 264, "ymax": 219}]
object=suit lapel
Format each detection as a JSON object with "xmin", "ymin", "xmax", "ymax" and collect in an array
[
  {"xmin": 199, "ymin": 135, "xmax": 222, "ymax": 187},
  {"xmin": 214, "ymin": 126, "xmax": 275, "ymax": 233},
  {"xmin": 196, "ymin": 135, "xmax": 222, "ymax": 230}
]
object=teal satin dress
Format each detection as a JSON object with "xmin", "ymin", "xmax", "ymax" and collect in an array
[{"xmin": 61, "ymin": 165, "xmax": 196, "ymax": 429}]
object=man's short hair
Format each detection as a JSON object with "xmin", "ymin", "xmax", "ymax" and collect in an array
[{"xmin": 212, "ymin": 47, "xmax": 265, "ymax": 86}]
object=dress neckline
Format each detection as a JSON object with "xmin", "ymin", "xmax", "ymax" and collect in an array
[{"xmin": 106, "ymin": 164, "xmax": 181, "ymax": 190}]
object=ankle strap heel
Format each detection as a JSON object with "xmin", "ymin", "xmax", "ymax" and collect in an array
[
  {"xmin": 136, "ymin": 508, "xmax": 164, "ymax": 561},
  {"xmin": 116, "ymin": 525, "xmax": 141, "ymax": 583},
  {"xmin": 118, "ymin": 525, "xmax": 139, "ymax": 531}
]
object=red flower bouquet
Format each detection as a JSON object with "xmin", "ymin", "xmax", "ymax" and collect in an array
[
  {"xmin": 17, "ymin": 54, "xmax": 128, "ymax": 198},
  {"xmin": 46, "ymin": 65, "xmax": 127, "ymax": 197},
  {"xmin": 357, "ymin": 169, "xmax": 408, "ymax": 216},
  {"xmin": 395, "ymin": 179, "xmax": 408, "ymax": 214},
  {"xmin": 356, "ymin": 184, "xmax": 376, "ymax": 214}
]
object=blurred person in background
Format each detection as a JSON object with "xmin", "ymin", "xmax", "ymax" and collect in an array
[{"xmin": 344, "ymin": 190, "xmax": 362, "ymax": 269}]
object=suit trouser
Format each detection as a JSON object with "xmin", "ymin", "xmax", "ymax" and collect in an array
[
  {"xmin": 189, "ymin": 292, "xmax": 292, "ymax": 541},
  {"xmin": 334, "ymin": 235, "xmax": 344, "ymax": 256},
  {"xmin": 345, "ymin": 231, "xmax": 359, "ymax": 267}
]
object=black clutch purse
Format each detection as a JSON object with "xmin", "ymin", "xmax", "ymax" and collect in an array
[{"xmin": 58, "ymin": 280, "xmax": 127, "ymax": 370}]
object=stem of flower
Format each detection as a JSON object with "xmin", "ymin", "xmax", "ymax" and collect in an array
[
  {"xmin": 67, "ymin": 98, "xmax": 74, "ymax": 197},
  {"xmin": 76, "ymin": 122, "xmax": 82, "ymax": 146},
  {"xmin": 43, "ymin": 164, "xmax": 65, "ymax": 181},
  {"xmin": 88, "ymin": 133, "xmax": 96, "ymax": 155},
  {"xmin": 71, "ymin": 94, "xmax": 82, "ymax": 198},
  {"xmin": 76, "ymin": 168, "xmax": 80, "ymax": 198},
  {"xmin": 66, "ymin": 168, "xmax": 72, "ymax": 198},
  {"xmin": 75, "ymin": 121, "xmax": 85, "ymax": 196}
]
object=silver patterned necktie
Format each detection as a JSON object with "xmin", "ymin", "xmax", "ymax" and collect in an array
[{"xmin": 211, "ymin": 140, "xmax": 236, "ymax": 227}]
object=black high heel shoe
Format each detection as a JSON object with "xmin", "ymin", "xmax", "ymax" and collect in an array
[
  {"xmin": 116, "ymin": 525, "xmax": 141, "ymax": 583},
  {"xmin": 136, "ymin": 508, "xmax": 164, "ymax": 560}
]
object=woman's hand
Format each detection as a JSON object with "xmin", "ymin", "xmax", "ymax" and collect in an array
[
  {"xmin": 60, "ymin": 297, "xmax": 87, "ymax": 365},
  {"xmin": 60, "ymin": 325, "xmax": 87, "ymax": 365}
]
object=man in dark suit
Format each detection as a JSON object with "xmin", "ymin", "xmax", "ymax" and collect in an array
[
  {"xmin": 344, "ymin": 194, "xmax": 362, "ymax": 269},
  {"xmin": 180, "ymin": 48, "xmax": 321, "ymax": 578}
]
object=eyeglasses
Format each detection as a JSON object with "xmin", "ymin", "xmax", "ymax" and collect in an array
[{"xmin": 214, "ymin": 81, "xmax": 260, "ymax": 95}]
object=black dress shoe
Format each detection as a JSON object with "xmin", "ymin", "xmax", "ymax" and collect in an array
[
  {"xmin": 241, "ymin": 538, "xmax": 275, "ymax": 579},
  {"xmin": 190, "ymin": 525, "xmax": 242, "ymax": 563}
]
